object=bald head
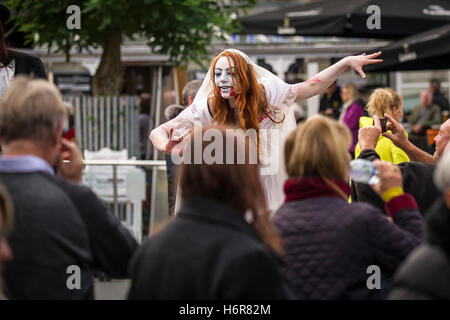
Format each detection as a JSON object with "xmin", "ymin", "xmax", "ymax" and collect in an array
[
  {"xmin": 434, "ymin": 146, "xmax": 450, "ymax": 208},
  {"xmin": 434, "ymin": 119, "xmax": 450, "ymax": 160}
]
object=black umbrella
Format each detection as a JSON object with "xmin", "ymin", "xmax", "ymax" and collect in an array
[
  {"xmin": 239, "ymin": 0, "xmax": 450, "ymax": 39},
  {"xmin": 365, "ymin": 23, "xmax": 450, "ymax": 72}
]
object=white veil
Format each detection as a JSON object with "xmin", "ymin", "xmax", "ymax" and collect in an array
[
  {"xmin": 173, "ymin": 49, "xmax": 297, "ymax": 215},
  {"xmin": 192, "ymin": 48, "xmax": 291, "ymax": 106}
]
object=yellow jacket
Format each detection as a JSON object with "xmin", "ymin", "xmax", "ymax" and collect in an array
[{"xmin": 354, "ymin": 117, "xmax": 410, "ymax": 164}]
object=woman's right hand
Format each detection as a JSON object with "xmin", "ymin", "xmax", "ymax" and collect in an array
[{"xmin": 165, "ymin": 127, "xmax": 184, "ymax": 155}]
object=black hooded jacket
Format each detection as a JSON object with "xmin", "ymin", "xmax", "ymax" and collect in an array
[{"xmin": 389, "ymin": 199, "xmax": 450, "ymax": 299}]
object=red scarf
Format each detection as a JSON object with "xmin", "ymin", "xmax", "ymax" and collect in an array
[{"xmin": 284, "ymin": 177, "xmax": 351, "ymax": 203}]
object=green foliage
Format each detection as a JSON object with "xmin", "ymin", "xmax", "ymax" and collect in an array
[{"xmin": 5, "ymin": 0, "xmax": 256, "ymax": 65}]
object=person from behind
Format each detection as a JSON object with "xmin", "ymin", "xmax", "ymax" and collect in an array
[
  {"xmin": 319, "ymin": 81, "xmax": 341, "ymax": 119},
  {"xmin": 164, "ymin": 103, "xmax": 185, "ymax": 216},
  {"xmin": 0, "ymin": 76, "xmax": 138, "ymax": 299},
  {"xmin": 354, "ymin": 88, "xmax": 409, "ymax": 164},
  {"xmin": 0, "ymin": 183, "xmax": 13, "ymax": 300},
  {"xmin": 138, "ymin": 92, "xmax": 151, "ymax": 159},
  {"xmin": 390, "ymin": 146, "xmax": 450, "ymax": 299},
  {"xmin": 275, "ymin": 115, "xmax": 422, "ymax": 299},
  {"xmin": 339, "ymin": 83, "xmax": 365, "ymax": 157},
  {"xmin": 164, "ymin": 79, "xmax": 202, "ymax": 215},
  {"xmin": 181, "ymin": 79, "xmax": 202, "ymax": 107},
  {"xmin": 429, "ymin": 78, "xmax": 449, "ymax": 113},
  {"xmin": 129, "ymin": 125, "xmax": 294, "ymax": 299}
]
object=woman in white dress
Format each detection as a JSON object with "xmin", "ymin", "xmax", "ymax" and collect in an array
[{"xmin": 150, "ymin": 49, "xmax": 382, "ymax": 213}]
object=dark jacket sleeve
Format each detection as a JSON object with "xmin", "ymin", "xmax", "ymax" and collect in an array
[
  {"xmin": 9, "ymin": 49, "xmax": 47, "ymax": 79},
  {"xmin": 27, "ymin": 55, "xmax": 47, "ymax": 80},
  {"xmin": 389, "ymin": 244, "xmax": 450, "ymax": 300},
  {"xmin": 126, "ymin": 244, "xmax": 148, "ymax": 300},
  {"xmin": 433, "ymin": 93, "xmax": 450, "ymax": 112},
  {"xmin": 220, "ymin": 249, "xmax": 296, "ymax": 300},
  {"xmin": 66, "ymin": 184, "xmax": 138, "ymax": 278},
  {"xmin": 389, "ymin": 287, "xmax": 435, "ymax": 300},
  {"xmin": 363, "ymin": 194, "xmax": 422, "ymax": 274}
]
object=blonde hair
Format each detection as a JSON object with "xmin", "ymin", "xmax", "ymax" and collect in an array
[
  {"xmin": 342, "ymin": 83, "xmax": 359, "ymax": 102},
  {"xmin": 285, "ymin": 115, "xmax": 352, "ymax": 199},
  {"xmin": 367, "ymin": 88, "xmax": 402, "ymax": 117},
  {"xmin": 0, "ymin": 76, "xmax": 66, "ymax": 144}
]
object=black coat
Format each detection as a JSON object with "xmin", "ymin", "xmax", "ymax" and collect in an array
[
  {"xmin": 432, "ymin": 91, "xmax": 450, "ymax": 112},
  {"xmin": 7, "ymin": 49, "xmax": 47, "ymax": 79},
  {"xmin": 127, "ymin": 196, "xmax": 294, "ymax": 300},
  {"xmin": 319, "ymin": 89, "xmax": 342, "ymax": 119},
  {"xmin": 390, "ymin": 199, "xmax": 450, "ymax": 299},
  {"xmin": 351, "ymin": 149, "xmax": 438, "ymax": 216},
  {"xmin": 0, "ymin": 171, "xmax": 138, "ymax": 299}
]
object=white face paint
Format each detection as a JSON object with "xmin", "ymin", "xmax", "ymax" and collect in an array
[{"xmin": 214, "ymin": 56, "xmax": 238, "ymax": 99}]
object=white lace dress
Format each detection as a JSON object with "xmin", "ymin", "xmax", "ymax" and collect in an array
[{"xmin": 174, "ymin": 78, "xmax": 298, "ymax": 213}]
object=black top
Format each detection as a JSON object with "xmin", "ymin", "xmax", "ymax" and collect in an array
[
  {"xmin": 128, "ymin": 196, "xmax": 294, "ymax": 299},
  {"xmin": 7, "ymin": 49, "xmax": 47, "ymax": 79},
  {"xmin": 432, "ymin": 91, "xmax": 450, "ymax": 112},
  {"xmin": 390, "ymin": 199, "xmax": 450, "ymax": 299},
  {"xmin": 319, "ymin": 89, "xmax": 342, "ymax": 120},
  {"xmin": 0, "ymin": 171, "xmax": 138, "ymax": 299}
]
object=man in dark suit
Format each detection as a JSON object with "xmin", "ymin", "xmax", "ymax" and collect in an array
[
  {"xmin": 0, "ymin": 76, "xmax": 138, "ymax": 299},
  {"xmin": 0, "ymin": 3, "xmax": 46, "ymax": 79}
]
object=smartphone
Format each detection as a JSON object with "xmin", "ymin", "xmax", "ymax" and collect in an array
[{"xmin": 379, "ymin": 117, "xmax": 387, "ymax": 133}]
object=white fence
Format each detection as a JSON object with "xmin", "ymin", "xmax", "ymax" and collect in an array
[{"xmin": 73, "ymin": 96, "xmax": 140, "ymax": 158}]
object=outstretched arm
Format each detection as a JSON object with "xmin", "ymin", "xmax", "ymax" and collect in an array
[
  {"xmin": 150, "ymin": 117, "xmax": 188, "ymax": 155},
  {"xmin": 294, "ymin": 52, "xmax": 383, "ymax": 101}
]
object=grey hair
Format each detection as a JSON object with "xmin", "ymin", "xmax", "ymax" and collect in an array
[
  {"xmin": 164, "ymin": 104, "xmax": 185, "ymax": 121},
  {"xmin": 182, "ymin": 80, "xmax": 202, "ymax": 106},
  {"xmin": 434, "ymin": 146, "xmax": 450, "ymax": 192}
]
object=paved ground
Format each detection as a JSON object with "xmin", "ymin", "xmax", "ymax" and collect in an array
[{"xmin": 94, "ymin": 279, "xmax": 131, "ymax": 300}]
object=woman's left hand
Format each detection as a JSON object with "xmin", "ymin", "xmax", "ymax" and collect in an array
[{"xmin": 345, "ymin": 52, "xmax": 383, "ymax": 79}]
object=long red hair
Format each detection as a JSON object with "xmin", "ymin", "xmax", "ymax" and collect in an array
[{"xmin": 210, "ymin": 51, "xmax": 283, "ymax": 155}]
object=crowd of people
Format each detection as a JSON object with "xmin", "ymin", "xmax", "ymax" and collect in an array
[
  {"xmin": 320, "ymin": 78, "xmax": 448, "ymax": 158},
  {"xmin": 0, "ymin": 47, "xmax": 450, "ymax": 300}
]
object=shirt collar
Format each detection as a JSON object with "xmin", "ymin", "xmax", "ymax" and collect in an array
[{"xmin": 0, "ymin": 155, "xmax": 54, "ymax": 175}]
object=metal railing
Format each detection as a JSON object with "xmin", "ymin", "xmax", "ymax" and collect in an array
[
  {"xmin": 74, "ymin": 96, "xmax": 140, "ymax": 158},
  {"xmin": 83, "ymin": 159, "xmax": 167, "ymax": 239}
]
